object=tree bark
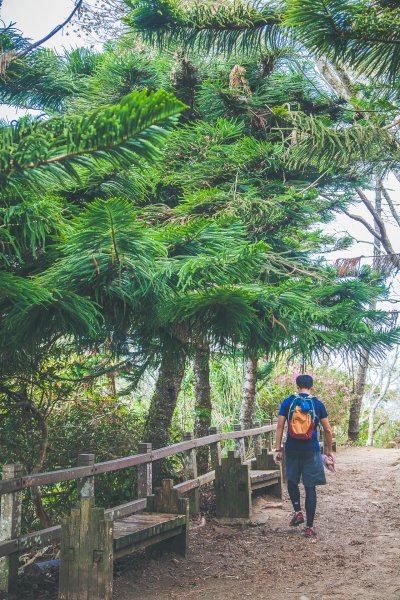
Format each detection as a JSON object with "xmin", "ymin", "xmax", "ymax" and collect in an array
[
  {"xmin": 348, "ymin": 178, "xmax": 382, "ymax": 442},
  {"xmin": 193, "ymin": 340, "xmax": 212, "ymax": 474},
  {"xmin": 144, "ymin": 345, "xmax": 186, "ymax": 484},
  {"xmin": 316, "ymin": 58, "xmax": 355, "ymax": 102},
  {"xmin": 348, "ymin": 349, "xmax": 371, "ymax": 441},
  {"xmin": 239, "ymin": 356, "xmax": 258, "ymax": 429},
  {"xmin": 366, "ymin": 401, "xmax": 378, "ymax": 446}
]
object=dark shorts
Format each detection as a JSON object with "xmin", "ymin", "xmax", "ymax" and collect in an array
[{"xmin": 285, "ymin": 450, "xmax": 326, "ymax": 487}]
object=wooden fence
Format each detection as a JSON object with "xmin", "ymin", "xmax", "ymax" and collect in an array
[{"xmin": 0, "ymin": 419, "xmax": 278, "ymax": 592}]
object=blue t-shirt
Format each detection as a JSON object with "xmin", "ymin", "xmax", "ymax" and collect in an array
[{"xmin": 278, "ymin": 393, "xmax": 328, "ymax": 453}]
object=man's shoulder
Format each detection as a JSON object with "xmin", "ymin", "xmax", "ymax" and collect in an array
[
  {"xmin": 313, "ymin": 397, "xmax": 327, "ymax": 412},
  {"xmin": 278, "ymin": 395, "xmax": 295, "ymax": 416},
  {"xmin": 281, "ymin": 394, "xmax": 296, "ymax": 407}
]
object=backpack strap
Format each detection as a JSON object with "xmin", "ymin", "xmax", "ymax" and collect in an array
[{"xmin": 288, "ymin": 395, "xmax": 300, "ymax": 417}]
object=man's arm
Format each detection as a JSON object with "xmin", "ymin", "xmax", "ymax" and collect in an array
[
  {"xmin": 320, "ymin": 417, "xmax": 333, "ymax": 455},
  {"xmin": 275, "ymin": 415, "xmax": 286, "ymax": 449}
]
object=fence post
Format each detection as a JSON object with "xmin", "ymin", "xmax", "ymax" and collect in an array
[
  {"xmin": 182, "ymin": 432, "xmax": 199, "ymax": 515},
  {"xmin": 272, "ymin": 417, "xmax": 278, "ymax": 449},
  {"xmin": 263, "ymin": 419, "xmax": 272, "ymax": 451},
  {"xmin": 137, "ymin": 443, "xmax": 153, "ymax": 498},
  {"xmin": 77, "ymin": 453, "xmax": 95, "ymax": 499},
  {"xmin": 0, "ymin": 463, "xmax": 23, "ymax": 597},
  {"xmin": 253, "ymin": 421, "xmax": 262, "ymax": 456},
  {"xmin": 59, "ymin": 497, "xmax": 113, "ymax": 600},
  {"xmin": 208, "ymin": 426, "xmax": 221, "ymax": 470},
  {"xmin": 234, "ymin": 424, "xmax": 245, "ymax": 462}
]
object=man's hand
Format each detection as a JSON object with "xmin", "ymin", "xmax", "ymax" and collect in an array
[
  {"xmin": 273, "ymin": 448, "xmax": 283, "ymax": 465},
  {"xmin": 325, "ymin": 452, "xmax": 336, "ymax": 472}
]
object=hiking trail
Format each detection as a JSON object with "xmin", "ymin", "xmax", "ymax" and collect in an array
[{"xmin": 113, "ymin": 447, "xmax": 400, "ymax": 600}]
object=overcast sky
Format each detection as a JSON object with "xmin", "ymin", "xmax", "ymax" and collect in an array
[
  {"xmin": 2, "ymin": 0, "xmax": 84, "ymax": 47},
  {"xmin": 2, "ymin": 0, "xmax": 400, "ymax": 278}
]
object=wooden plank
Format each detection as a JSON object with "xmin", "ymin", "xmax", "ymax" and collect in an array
[
  {"xmin": 77, "ymin": 454, "xmax": 95, "ymax": 499},
  {"xmin": 0, "ymin": 500, "xmax": 147, "ymax": 558},
  {"xmin": 69, "ymin": 505, "xmax": 82, "ymax": 600},
  {"xmin": 104, "ymin": 498, "xmax": 147, "ymax": 520},
  {"xmin": 0, "ymin": 540, "xmax": 18, "ymax": 559},
  {"xmin": 89, "ymin": 507, "xmax": 113, "ymax": 600},
  {"xmin": 250, "ymin": 470, "xmax": 280, "ymax": 483},
  {"xmin": 137, "ymin": 443, "xmax": 152, "ymax": 498},
  {"xmin": 251, "ymin": 479, "xmax": 279, "ymax": 491},
  {"xmin": 173, "ymin": 470, "xmax": 215, "ymax": 495},
  {"xmin": 182, "ymin": 432, "xmax": 199, "ymax": 516},
  {"xmin": 234, "ymin": 425, "xmax": 245, "ymax": 462},
  {"xmin": 113, "ymin": 515, "xmax": 185, "ymax": 551},
  {"xmin": 173, "ymin": 479, "xmax": 199, "ymax": 494},
  {"xmin": 208, "ymin": 427, "xmax": 222, "ymax": 469},
  {"xmin": 113, "ymin": 527, "xmax": 184, "ymax": 560},
  {"xmin": 19, "ymin": 525, "xmax": 61, "ymax": 551},
  {"xmin": 215, "ymin": 452, "xmax": 251, "ymax": 520},
  {"xmin": 198, "ymin": 470, "xmax": 215, "ymax": 486},
  {"xmin": 58, "ymin": 518, "xmax": 70, "ymax": 600},
  {"xmin": 99, "ymin": 515, "xmax": 113, "ymax": 600},
  {"xmin": 0, "ymin": 463, "xmax": 23, "ymax": 596},
  {"xmin": 0, "ymin": 478, "xmax": 22, "ymax": 495},
  {"xmin": 253, "ymin": 421, "xmax": 262, "ymax": 456},
  {"xmin": 253, "ymin": 448, "xmax": 276, "ymax": 471},
  {"xmin": 113, "ymin": 513, "xmax": 183, "ymax": 539},
  {"xmin": 263, "ymin": 419, "xmax": 273, "ymax": 451},
  {"xmin": 91, "ymin": 508, "xmax": 102, "ymax": 600}
]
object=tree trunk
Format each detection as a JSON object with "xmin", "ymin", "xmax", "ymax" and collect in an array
[
  {"xmin": 193, "ymin": 340, "xmax": 212, "ymax": 474},
  {"xmin": 366, "ymin": 403, "xmax": 378, "ymax": 446},
  {"xmin": 239, "ymin": 356, "xmax": 258, "ymax": 429},
  {"xmin": 144, "ymin": 345, "xmax": 186, "ymax": 485},
  {"xmin": 348, "ymin": 178, "xmax": 382, "ymax": 442},
  {"xmin": 348, "ymin": 351, "xmax": 371, "ymax": 442}
]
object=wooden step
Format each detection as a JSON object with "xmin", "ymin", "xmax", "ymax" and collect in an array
[
  {"xmin": 250, "ymin": 469, "xmax": 280, "ymax": 490},
  {"xmin": 113, "ymin": 512, "xmax": 186, "ymax": 558}
]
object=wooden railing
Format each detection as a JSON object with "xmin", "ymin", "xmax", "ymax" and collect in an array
[{"xmin": 0, "ymin": 420, "xmax": 278, "ymax": 568}]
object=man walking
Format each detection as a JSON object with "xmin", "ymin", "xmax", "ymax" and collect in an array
[{"xmin": 274, "ymin": 374, "xmax": 334, "ymax": 538}]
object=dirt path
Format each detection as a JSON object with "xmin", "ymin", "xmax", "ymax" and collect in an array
[{"xmin": 113, "ymin": 448, "xmax": 400, "ymax": 600}]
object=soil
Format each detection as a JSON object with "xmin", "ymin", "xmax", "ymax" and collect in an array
[
  {"xmin": 16, "ymin": 447, "xmax": 400, "ymax": 600},
  {"xmin": 113, "ymin": 447, "xmax": 400, "ymax": 600}
]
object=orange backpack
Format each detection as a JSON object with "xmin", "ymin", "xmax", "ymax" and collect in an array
[{"xmin": 288, "ymin": 396, "xmax": 317, "ymax": 440}]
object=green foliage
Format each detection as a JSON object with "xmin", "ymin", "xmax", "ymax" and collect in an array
[
  {"xmin": 125, "ymin": 0, "xmax": 400, "ymax": 81},
  {"xmin": 1, "ymin": 89, "xmax": 185, "ymax": 196},
  {"xmin": 1, "ymin": 3, "xmax": 400, "ymax": 535},
  {"xmin": 285, "ymin": 0, "xmax": 400, "ymax": 81},
  {"xmin": 124, "ymin": 0, "xmax": 284, "ymax": 55},
  {"xmin": 285, "ymin": 107, "xmax": 399, "ymax": 173}
]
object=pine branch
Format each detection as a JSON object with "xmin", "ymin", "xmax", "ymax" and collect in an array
[
  {"xmin": 125, "ymin": 0, "xmax": 284, "ymax": 55},
  {"xmin": 1, "ymin": 89, "xmax": 186, "ymax": 197},
  {"xmin": 355, "ymin": 187, "xmax": 396, "ymax": 256},
  {"xmin": 342, "ymin": 209, "xmax": 382, "ymax": 243}
]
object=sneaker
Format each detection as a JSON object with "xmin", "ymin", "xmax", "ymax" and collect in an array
[
  {"xmin": 304, "ymin": 526, "xmax": 317, "ymax": 538},
  {"xmin": 289, "ymin": 511, "xmax": 305, "ymax": 527}
]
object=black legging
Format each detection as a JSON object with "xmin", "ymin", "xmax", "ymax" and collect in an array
[{"xmin": 287, "ymin": 480, "xmax": 317, "ymax": 527}]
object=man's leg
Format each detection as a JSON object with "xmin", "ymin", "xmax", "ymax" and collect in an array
[
  {"xmin": 304, "ymin": 485, "xmax": 317, "ymax": 527},
  {"xmin": 287, "ymin": 480, "xmax": 305, "ymax": 526},
  {"xmin": 288, "ymin": 480, "xmax": 301, "ymax": 512}
]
